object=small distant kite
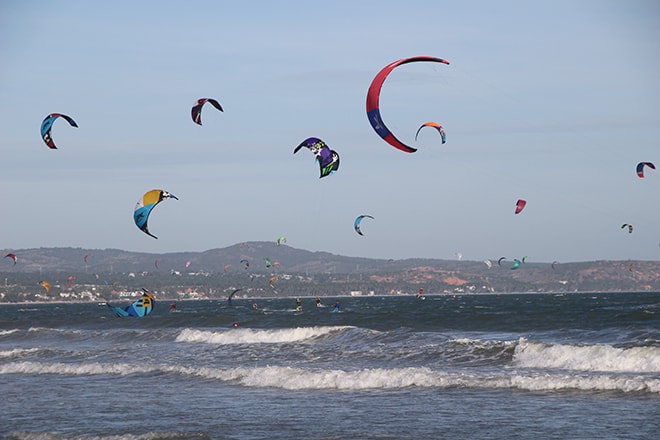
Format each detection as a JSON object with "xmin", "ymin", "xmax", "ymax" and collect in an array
[
  {"xmin": 354, "ymin": 215, "xmax": 374, "ymax": 236},
  {"xmin": 4, "ymin": 253, "xmax": 17, "ymax": 265},
  {"xmin": 621, "ymin": 223, "xmax": 633, "ymax": 234},
  {"xmin": 551, "ymin": 261, "xmax": 559, "ymax": 270},
  {"xmin": 294, "ymin": 137, "xmax": 340, "ymax": 178},
  {"xmin": 636, "ymin": 162, "xmax": 655, "ymax": 178},
  {"xmin": 191, "ymin": 98, "xmax": 223, "ymax": 125},
  {"xmin": 39, "ymin": 280, "xmax": 51, "ymax": 293},
  {"xmin": 366, "ymin": 56, "xmax": 450, "ymax": 153},
  {"xmin": 484, "ymin": 259, "xmax": 492, "ymax": 269},
  {"xmin": 415, "ymin": 122, "xmax": 446, "ymax": 144},
  {"xmin": 268, "ymin": 276, "xmax": 278, "ymax": 290},
  {"xmin": 41, "ymin": 113, "xmax": 78, "ymax": 149},
  {"xmin": 515, "ymin": 199, "xmax": 527, "ymax": 214},
  {"xmin": 133, "ymin": 189, "xmax": 178, "ymax": 239},
  {"xmin": 229, "ymin": 288, "xmax": 242, "ymax": 299},
  {"xmin": 276, "ymin": 237, "xmax": 287, "ymax": 246},
  {"xmin": 511, "ymin": 259, "xmax": 521, "ymax": 270},
  {"xmin": 498, "ymin": 257, "xmax": 507, "ymax": 266},
  {"xmin": 83, "ymin": 253, "xmax": 92, "ymax": 264},
  {"xmin": 240, "ymin": 259, "xmax": 250, "ymax": 269},
  {"xmin": 67, "ymin": 275, "xmax": 77, "ymax": 288}
]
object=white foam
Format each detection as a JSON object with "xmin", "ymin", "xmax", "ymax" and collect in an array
[
  {"xmin": 171, "ymin": 364, "xmax": 660, "ymax": 393},
  {"xmin": 0, "ymin": 348, "xmax": 39, "ymax": 358},
  {"xmin": 175, "ymin": 326, "xmax": 351, "ymax": 345},
  {"xmin": 167, "ymin": 364, "xmax": 448, "ymax": 390},
  {"xmin": 0, "ymin": 361, "xmax": 147, "ymax": 376},
  {"xmin": 2, "ymin": 360, "xmax": 658, "ymax": 394},
  {"xmin": 0, "ymin": 329, "xmax": 19, "ymax": 336},
  {"xmin": 514, "ymin": 338, "xmax": 660, "ymax": 373},
  {"xmin": 27, "ymin": 327, "xmax": 82, "ymax": 335}
]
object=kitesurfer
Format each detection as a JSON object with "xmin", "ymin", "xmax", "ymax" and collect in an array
[
  {"xmin": 316, "ymin": 297, "xmax": 322, "ymax": 307},
  {"xmin": 417, "ymin": 288, "xmax": 424, "ymax": 299},
  {"xmin": 169, "ymin": 301, "xmax": 177, "ymax": 312},
  {"xmin": 332, "ymin": 300, "xmax": 340, "ymax": 312},
  {"xmin": 296, "ymin": 298, "xmax": 302, "ymax": 311},
  {"xmin": 227, "ymin": 296, "xmax": 232, "ymax": 306},
  {"xmin": 252, "ymin": 302, "xmax": 258, "ymax": 310}
]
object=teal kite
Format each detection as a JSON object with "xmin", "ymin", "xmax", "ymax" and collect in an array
[
  {"xmin": 133, "ymin": 189, "xmax": 178, "ymax": 239},
  {"xmin": 107, "ymin": 289, "xmax": 155, "ymax": 318}
]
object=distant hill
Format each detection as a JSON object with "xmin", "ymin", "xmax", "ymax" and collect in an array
[
  {"xmin": 2, "ymin": 242, "xmax": 407, "ymax": 274},
  {"xmin": 2, "ymin": 243, "xmax": 660, "ymax": 296}
]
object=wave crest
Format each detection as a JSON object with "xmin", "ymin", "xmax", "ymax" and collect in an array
[
  {"xmin": 3, "ymin": 361, "xmax": 657, "ymax": 394},
  {"xmin": 175, "ymin": 326, "xmax": 351, "ymax": 345},
  {"xmin": 514, "ymin": 338, "xmax": 660, "ymax": 373}
]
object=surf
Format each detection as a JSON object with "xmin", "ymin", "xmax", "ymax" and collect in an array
[
  {"xmin": 513, "ymin": 337, "xmax": 660, "ymax": 373},
  {"xmin": 3, "ymin": 361, "xmax": 658, "ymax": 394},
  {"xmin": 175, "ymin": 325, "xmax": 353, "ymax": 345}
]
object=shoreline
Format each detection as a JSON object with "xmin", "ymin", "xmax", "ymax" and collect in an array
[{"xmin": 1, "ymin": 290, "xmax": 655, "ymax": 306}]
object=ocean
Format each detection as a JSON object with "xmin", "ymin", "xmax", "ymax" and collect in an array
[{"xmin": 1, "ymin": 292, "xmax": 658, "ymax": 439}]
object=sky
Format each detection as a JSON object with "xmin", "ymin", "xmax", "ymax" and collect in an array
[{"xmin": 1, "ymin": 0, "xmax": 659, "ymax": 263}]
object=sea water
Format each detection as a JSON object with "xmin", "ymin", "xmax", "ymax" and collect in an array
[{"xmin": 1, "ymin": 292, "xmax": 658, "ymax": 439}]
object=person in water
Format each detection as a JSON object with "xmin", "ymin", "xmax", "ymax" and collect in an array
[
  {"xmin": 295, "ymin": 298, "xmax": 302, "ymax": 311},
  {"xmin": 332, "ymin": 300, "xmax": 340, "ymax": 311},
  {"xmin": 316, "ymin": 297, "xmax": 322, "ymax": 307},
  {"xmin": 169, "ymin": 301, "xmax": 177, "ymax": 312}
]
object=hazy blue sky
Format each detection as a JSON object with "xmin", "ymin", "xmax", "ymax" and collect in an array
[{"xmin": 1, "ymin": 0, "xmax": 659, "ymax": 263}]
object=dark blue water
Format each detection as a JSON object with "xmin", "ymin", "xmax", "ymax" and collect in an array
[{"xmin": 1, "ymin": 292, "xmax": 659, "ymax": 439}]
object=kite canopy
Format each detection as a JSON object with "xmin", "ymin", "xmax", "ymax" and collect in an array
[
  {"xmin": 4, "ymin": 253, "xmax": 17, "ymax": 265},
  {"xmin": 354, "ymin": 215, "xmax": 374, "ymax": 236},
  {"xmin": 276, "ymin": 237, "xmax": 287, "ymax": 246},
  {"xmin": 415, "ymin": 122, "xmax": 446, "ymax": 144},
  {"xmin": 40, "ymin": 113, "xmax": 78, "ymax": 149},
  {"xmin": 191, "ymin": 98, "xmax": 223, "ymax": 125},
  {"xmin": 294, "ymin": 137, "xmax": 340, "ymax": 178},
  {"xmin": 366, "ymin": 56, "xmax": 450, "ymax": 153},
  {"xmin": 228, "ymin": 288, "xmax": 242, "ymax": 299},
  {"xmin": 133, "ymin": 189, "xmax": 178, "ymax": 239},
  {"xmin": 38, "ymin": 280, "xmax": 51, "ymax": 293},
  {"xmin": 515, "ymin": 199, "xmax": 527, "ymax": 214},
  {"xmin": 108, "ymin": 288, "xmax": 155, "ymax": 317},
  {"xmin": 636, "ymin": 162, "xmax": 655, "ymax": 178},
  {"xmin": 621, "ymin": 223, "xmax": 633, "ymax": 234}
]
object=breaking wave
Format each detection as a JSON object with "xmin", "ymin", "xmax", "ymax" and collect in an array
[
  {"xmin": 2, "ymin": 360, "xmax": 658, "ymax": 394},
  {"xmin": 514, "ymin": 337, "xmax": 660, "ymax": 373},
  {"xmin": 175, "ymin": 325, "xmax": 351, "ymax": 345}
]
